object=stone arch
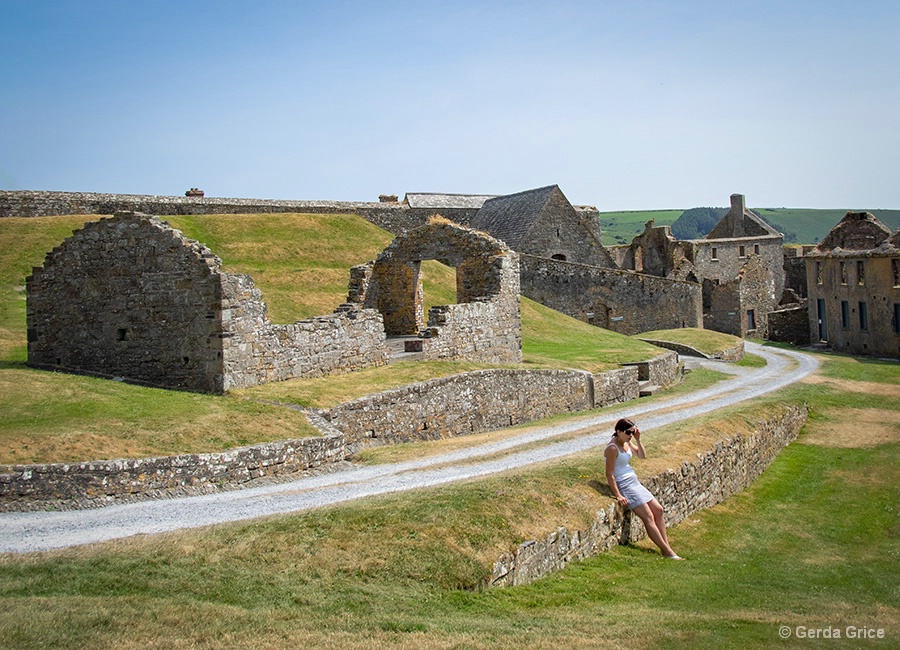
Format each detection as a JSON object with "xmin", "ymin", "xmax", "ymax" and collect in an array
[{"xmin": 355, "ymin": 219, "xmax": 522, "ymax": 363}]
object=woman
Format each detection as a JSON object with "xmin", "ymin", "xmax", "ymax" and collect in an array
[{"xmin": 604, "ymin": 418, "xmax": 683, "ymax": 560}]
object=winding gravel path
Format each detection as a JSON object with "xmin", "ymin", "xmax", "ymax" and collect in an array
[{"xmin": 0, "ymin": 342, "xmax": 819, "ymax": 554}]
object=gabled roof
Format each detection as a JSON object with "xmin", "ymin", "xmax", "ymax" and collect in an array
[
  {"xmin": 816, "ymin": 211, "xmax": 893, "ymax": 252},
  {"xmin": 707, "ymin": 194, "xmax": 781, "ymax": 239},
  {"xmin": 403, "ymin": 193, "xmax": 497, "ymax": 209},
  {"xmin": 471, "ymin": 185, "xmax": 562, "ymax": 249}
]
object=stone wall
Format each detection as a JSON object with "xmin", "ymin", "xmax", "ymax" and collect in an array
[
  {"xmin": 0, "ymin": 430, "xmax": 348, "ymax": 509},
  {"xmin": 519, "ymin": 254, "xmax": 703, "ymax": 335},
  {"xmin": 26, "ymin": 212, "xmax": 229, "ymax": 392},
  {"xmin": 620, "ymin": 349, "xmax": 681, "ymax": 385},
  {"xmin": 26, "ymin": 212, "xmax": 390, "ymax": 393},
  {"xmin": 358, "ymin": 220, "xmax": 522, "ymax": 364},
  {"xmin": 490, "ymin": 404, "xmax": 808, "ymax": 587},
  {"xmin": 768, "ymin": 302, "xmax": 810, "ymax": 345},
  {"xmin": 1, "ymin": 362, "xmax": 665, "ymax": 507},
  {"xmin": 321, "ymin": 368, "xmax": 595, "ymax": 446}
]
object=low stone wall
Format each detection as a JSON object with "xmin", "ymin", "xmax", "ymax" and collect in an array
[
  {"xmin": 321, "ymin": 368, "xmax": 596, "ymax": 446},
  {"xmin": 592, "ymin": 366, "xmax": 639, "ymax": 406},
  {"xmin": 489, "ymin": 403, "xmax": 807, "ymax": 587},
  {"xmin": 768, "ymin": 303, "xmax": 810, "ymax": 346},
  {"xmin": 638, "ymin": 338, "xmax": 744, "ymax": 362},
  {"xmin": 621, "ymin": 350, "xmax": 680, "ymax": 385},
  {"xmin": 0, "ymin": 432, "xmax": 348, "ymax": 509},
  {"xmin": 0, "ymin": 362, "xmax": 658, "ymax": 507}
]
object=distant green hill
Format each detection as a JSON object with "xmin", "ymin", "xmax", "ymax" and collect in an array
[{"xmin": 602, "ymin": 207, "xmax": 900, "ymax": 245}]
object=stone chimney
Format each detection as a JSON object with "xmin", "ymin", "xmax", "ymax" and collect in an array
[{"xmin": 730, "ymin": 193, "xmax": 746, "ymax": 214}]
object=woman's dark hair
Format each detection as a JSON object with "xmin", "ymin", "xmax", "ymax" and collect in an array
[{"xmin": 614, "ymin": 418, "xmax": 635, "ymax": 432}]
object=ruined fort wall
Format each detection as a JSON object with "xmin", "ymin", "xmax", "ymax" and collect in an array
[
  {"xmin": 26, "ymin": 213, "xmax": 228, "ymax": 392},
  {"xmin": 519, "ymin": 255, "xmax": 702, "ymax": 335},
  {"xmin": 1, "ymin": 364, "xmax": 656, "ymax": 507},
  {"xmin": 26, "ymin": 212, "xmax": 391, "ymax": 393}
]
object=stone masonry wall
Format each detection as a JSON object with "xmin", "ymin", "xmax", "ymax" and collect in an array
[
  {"xmin": 26, "ymin": 212, "xmax": 390, "ymax": 393},
  {"xmin": 359, "ymin": 220, "xmax": 522, "ymax": 364},
  {"xmin": 219, "ymin": 269, "xmax": 390, "ymax": 389},
  {"xmin": 520, "ymin": 254, "xmax": 703, "ymax": 335},
  {"xmin": 490, "ymin": 404, "xmax": 808, "ymax": 587},
  {"xmin": 321, "ymin": 369, "xmax": 595, "ymax": 446},
  {"xmin": 26, "ymin": 213, "xmax": 228, "ymax": 392},
  {"xmin": 1, "ymin": 363, "xmax": 660, "ymax": 507}
]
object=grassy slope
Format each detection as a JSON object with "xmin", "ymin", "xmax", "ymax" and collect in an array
[
  {"xmin": 0, "ymin": 350, "xmax": 896, "ymax": 648},
  {"xmin": 0, "ymin": 213, "xmax": 665, "ymax": 463}
]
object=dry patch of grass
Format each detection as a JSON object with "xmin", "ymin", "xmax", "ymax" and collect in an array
[
  {"xmin": 796, "ymin": 407, "xmax": 899, "ymax": 449},
  {"xmin": 802, "ymin": 373, "xmax": 900, "ymax": 399}
]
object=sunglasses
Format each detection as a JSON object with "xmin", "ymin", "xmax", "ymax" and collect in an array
[{"xmin": 622, "ymin": 429, "xmax": 634, "ymax": 436}]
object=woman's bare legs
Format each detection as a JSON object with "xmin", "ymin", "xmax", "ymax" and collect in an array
[{"xmin": 631, "ymin": 499, "xmax": 681, "ymax": 558}]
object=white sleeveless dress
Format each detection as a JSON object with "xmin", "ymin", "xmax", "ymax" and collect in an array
[{"xmin": 608, "ymin": 442, "xmax": 654, "ymax": 510}]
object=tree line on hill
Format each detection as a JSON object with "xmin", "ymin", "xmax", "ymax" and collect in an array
[{"xmin": 671, "ymin": 207, "xmax": 799, "ymax": 242}]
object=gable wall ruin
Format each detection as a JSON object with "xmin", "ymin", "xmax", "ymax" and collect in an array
[{"xmin": 26, "ymin": 212, "xmax": 391, "ymax": 392}]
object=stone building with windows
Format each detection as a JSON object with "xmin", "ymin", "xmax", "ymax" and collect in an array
[{"xmin": 804, "ymin": 211, "xmax": 900, "ymax": 358}]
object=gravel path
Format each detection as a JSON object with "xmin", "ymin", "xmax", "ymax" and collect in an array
[{"xmin": 0, "ymin": 342, "xmax": 819, "ymax": 554}]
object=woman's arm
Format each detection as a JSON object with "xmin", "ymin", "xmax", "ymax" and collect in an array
[
  {"xmin": 630, "ymin": 427, "xmax": 647, "ymax": 459},
  {"xmin": 605, "ymin": 445, "xmax": 629, "ymax": 507}
]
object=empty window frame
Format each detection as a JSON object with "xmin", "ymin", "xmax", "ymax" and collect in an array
[
  {"xmin": 894, "ymin": 303, "xmax": 900, "ymax": 334},
  {"xmin": 858, "ymin": 301, "xmax": 868, "ymax": 331},
  {"xmin": 857, "ymin": 260, "xmax": 865, "ymax": 285},
  {"xmin": 841, "ymin": 300, "xmax": 850, "ymax": 329},
  {"xmin": 753, "ymin": 243, "xmax": 760, "ymax": 255},
  {"xmin": 739, "ymin": 245, "xmax": 746, "ymax": 258},
  {"xmin": 746, "ymin": 309, "xmax": 756, "ymax": 331},
  {"xmin": 711, "ymin": 247, "xmax": 718, "ymax": 261},
  {"xmin": 840, "ymin": 262, "xmax": 848, "ymax": 285}
]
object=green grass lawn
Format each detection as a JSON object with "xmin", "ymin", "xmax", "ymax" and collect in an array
[
  {"xmin": 0, "ymin": 212, "xmax": 673, "ymax": 464},
  {"xmin": 0, "ymin": 349, "xmax": 897, "ymax": 648}
]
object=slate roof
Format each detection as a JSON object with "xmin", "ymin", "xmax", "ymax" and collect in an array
[
  {"xmin": 470, "ymin": 185, "xmax": 561, "ymax": 249},
  {"xmin": 403, "ymin": 193, "xmax": 497, "ymax": 209}
]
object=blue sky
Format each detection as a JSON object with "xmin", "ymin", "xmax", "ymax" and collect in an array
[{"xmin": 1, "ymin": 0, "xmax": 897, "ymax": 210}]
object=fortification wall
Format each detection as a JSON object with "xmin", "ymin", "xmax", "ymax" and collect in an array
[
  {"xmin": 1, "ymin": 358, "xmax": 678, "ymax": 507},
  {"xmin": 490, "ymin": 404, "xmax": 808, "ymax": 587},
  {"xmin": 0, "ymin": 190, "xmax": 470, "ymax": 235},
  {"xmin": 219, "ymin": 269, "xmax": 390, "ymax": 389},
  {"xmin": 519, "ymin": 255, "xmax": 702, "ymax": 335}
]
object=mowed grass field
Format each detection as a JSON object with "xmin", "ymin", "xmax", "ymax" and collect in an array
[
  {"xmin": 0, "ymin": 350, "xmax": 897, "ymax": 649},
  {"xmin": 0, "ymin": 212, "xmax": 897, "ymax": 648}
]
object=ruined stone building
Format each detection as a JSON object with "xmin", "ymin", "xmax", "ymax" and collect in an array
[
  {"xmin": 348, "ymin": 219, "xmax": 522, "ymax": 364},
  {"xmin": 26, "ymin": 212, "xmax": 391, "ymax": 392},
  {"xmin": 804, "ymin": 211, "xmax": 900, "ymax": 358},
  {"xmin": 471, "ymin": 185, "xmax": 613, "ymax": 267},
  {"xmin": 612, "ymin": 194, "xmax": 785, "ymax": 338},
  {"xmin": 26, "ymin": 212, "xmax": 522, "ymax": 392}
]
